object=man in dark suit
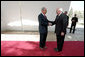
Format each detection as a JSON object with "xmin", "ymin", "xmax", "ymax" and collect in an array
[
  {"xmin": 69, "ymin": 14, "xmax": 78, "ymax": 34},
  {"xmin": 64, "ymin": 11, "xmax": 69, "ymax": 27},
  {"xmin": 52, "ymin": 8, "xmax": 67, "ymax": 52},
  {"xmin": 38, "ymin": 7, "xmax": 52, "ymax": 50}
]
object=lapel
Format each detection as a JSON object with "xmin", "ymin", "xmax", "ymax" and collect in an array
[
  {"xmin": 41, "ymin": 13, "xmax": 48, "ymax": 21},
  {"xmin": 55, "ymin": 15, "xmax": 59, "ymax": 23},
  {"xmin": 56, "ymin": 13, "xmax": 63, "ymax": 22}
]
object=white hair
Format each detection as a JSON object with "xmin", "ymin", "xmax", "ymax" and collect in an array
[{"xmin": 58, "ymin": 8, "xmax": 63, "ymax": 12}]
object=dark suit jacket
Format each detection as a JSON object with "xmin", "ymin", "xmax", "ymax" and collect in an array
[
  {"xmin": 38, "ymin": 13, "xmax": 51, "ymax": 34},
  {"xmin": 52, "ymin": 13, "xmax": 67, "ymax": 35},
  {"xmin": 67, "ymin": 15, "xmax": 69, "ymax": 26},
  {"xmin": 71, "ymin": 17, "xmax": 78, "ymax": 26}
]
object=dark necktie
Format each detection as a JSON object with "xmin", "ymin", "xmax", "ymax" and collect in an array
[
  {"xmin": 44, "ymin": 15, "xmax": 47, "ymax": 18},
  {"xmin": 57, "ymin": 15, "xmax": 59, "ymax": 20}
]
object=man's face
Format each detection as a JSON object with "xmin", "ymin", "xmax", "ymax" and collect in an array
[
  {"xmin": 56, "ymin": 9, "xmax": 60, "ymax": 15},
  {"xmin": 42, "ymin": 8, "xmax": 47, "ymax": 14},
  {"xmin": 64, "ymin": 12, "xmax": 67, "ymax": 15}
]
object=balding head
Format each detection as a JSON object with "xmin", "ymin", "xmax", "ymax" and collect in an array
[
  {"xmin": 41, "ymin": 7, "xmax": 47, "ymax": 14},
  {"xmin": 56, "ymin": 8, "xmax": 63, "ymax": 15}
]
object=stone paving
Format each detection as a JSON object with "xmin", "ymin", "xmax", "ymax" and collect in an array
[{"xmin": 1, "ymin": 27, "xmax": 84, "ymax": 41}]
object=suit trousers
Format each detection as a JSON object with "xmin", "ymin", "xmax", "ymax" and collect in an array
[
  {"xmin": 56, "ymin": 34, "xmax": 65, "ymax": 51},
  {"xmin": 39, "ymin": 33, "xmax": 47, "ymax": 48}
]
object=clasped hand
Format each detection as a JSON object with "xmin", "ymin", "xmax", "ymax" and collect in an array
[{"xmin": 48, "ymin": 22, "xmax": 52, "ymax": 26}]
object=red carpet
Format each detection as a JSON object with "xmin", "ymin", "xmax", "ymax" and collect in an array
[{"xmin": 1, "ymin": 41, "xmax": 84, "ymax": 56}]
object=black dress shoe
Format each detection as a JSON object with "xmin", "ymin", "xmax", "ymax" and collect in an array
[
  {"xmin": 54, "ymin": 48, "xmax": 59, "ymax": 52},
  {"xmin": 72, "ymin": 32, "xmax": 75, "ymax": 34},
  {"xmin": 44, "ymin": 46, "xmax": 47, "ymax": 49},
  {"xmin": 40, "ymin": 47, "xmax": 44, "ymax": 50}
]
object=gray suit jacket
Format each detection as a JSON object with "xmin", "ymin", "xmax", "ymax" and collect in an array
[{"xmin": 52, "ymin": 13, "xmax": 67, "ymax": 35}]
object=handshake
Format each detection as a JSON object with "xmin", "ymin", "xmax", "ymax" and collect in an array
[{"xmin": 48, "ymin": 22, "xmax": 52, "ymax": 26}]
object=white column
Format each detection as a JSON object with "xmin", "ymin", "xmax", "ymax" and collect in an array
[{"xmin": 19, "ymin": 2, "xmax": 24, "ymax": 32}]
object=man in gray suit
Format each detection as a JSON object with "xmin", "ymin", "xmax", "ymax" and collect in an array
[{"xmin": 52, "ymin": 8, "xmax": 67, "ymax": 52}]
